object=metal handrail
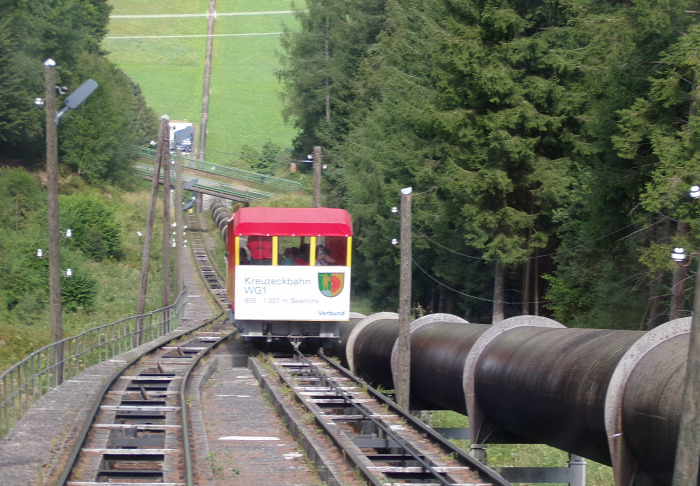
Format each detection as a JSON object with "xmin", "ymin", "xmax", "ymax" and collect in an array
[
  {"xmin": 136, "ymin": 146, "xmax": 302, "ymax": 192},
  {"xmin": 0, "ymin": 288, "xmax": 188, "ymax": 439},
  {"xmin": 133, "ymin": 165, "xmax": 274, "ymax": 200}
]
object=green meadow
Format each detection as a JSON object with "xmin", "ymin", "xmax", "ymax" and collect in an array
[
  {"xmin": 109, "ymin": 0, "xmax": 210, "ymax": 16},
  {"xmin": 104, "ymin": 0, "xmax": 301, "ymax": 163}
]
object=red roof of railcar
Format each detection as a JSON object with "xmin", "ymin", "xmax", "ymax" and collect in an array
[{"xmin": 232, "ymin": 207, "xmax": 353, "ymax": 237}]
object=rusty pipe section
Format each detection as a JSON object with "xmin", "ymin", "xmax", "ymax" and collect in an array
[{"xmin": 340, "ymin": 312, "xmax": 689, "ymax": 484}]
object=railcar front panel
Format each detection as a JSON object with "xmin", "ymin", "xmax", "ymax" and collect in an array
[{"xmin": 226, "ymin": 206, "xmax": 353, "ymax": 341}]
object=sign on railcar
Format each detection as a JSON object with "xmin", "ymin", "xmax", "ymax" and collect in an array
[{"xmin": 234, "ymin": 265, "xmax": 351, "ymax": 321}]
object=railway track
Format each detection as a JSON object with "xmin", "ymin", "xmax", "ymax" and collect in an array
[
  {"xmin": 187, "ymin": 212, "xmax": 228, "ymax": 308},
  {"xmin": 194, "ymin": 204, "xmax": 508, "ymax": 485},
  {"xmin": 56, "ymin": 212, "xmax": 232, "ymax": 485},
  {"xmin": 256, "ymin": 349, "xmax": 509, "ymax": 486},
  {"xmin": 60, "ymin": 319, "xmax": 232, "ymax": 485}
]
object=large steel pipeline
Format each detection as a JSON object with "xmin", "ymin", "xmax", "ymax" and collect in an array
[
  {"xmin": 323, "ymin": 312, "xmax": 366, "ymax": 368},
  {"xmin": 345, "ymin": 312, "xmax": 400, "ymax": 389},
  {"xmin": 210, "ymin": 199, "xmax": 232, "ymax": 243},
  {"xmin": 335, "ymin": 313, "xmax": 691, "ymax": 485},
  {"xmin": 393, "ymin": 314, "xmax": 489, "ymax": 414}
]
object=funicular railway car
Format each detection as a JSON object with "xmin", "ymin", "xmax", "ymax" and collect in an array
[{"xmin": 226, "ymin": 206, "xmax": 352, "ymax": 343}]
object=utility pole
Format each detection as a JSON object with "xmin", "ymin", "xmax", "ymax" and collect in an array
[
  {"xmin": 673, "ymin": 256, "xmax": 700, "ymax": 485},
  {"xmin": 162, "ymin": 131, "xmax": 171, "ymax": 314},
  {"xmin": 174, "ymin": 150, "xmax": 183, "ymax": 296},
  {"xmin": 492, "ymin": 262, "xmax": 505, "ymax": 324},
  {"xmin": 43, "ymin": 59, "xmax": 98, "ymax": 384},
  {"xmin": 397, "ymin": 187, "xmax": 412, "ymax": 410},
  {"xmin": 137, "ymin": 115, "xmax": 169, "ymax": 345},
  {"xmin": 313, "ymin": 146, "xmax": 322, "ymax": 208},
  {"xmin": 171, "ymin": 125, "xmax": 193, "ymax": 298},
  {"xmin": 45, "ymin": 59, "xmax": 63, "ymax": 384}
]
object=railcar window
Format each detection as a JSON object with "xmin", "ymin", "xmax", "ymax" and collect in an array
[
  {"xmin": 278, "ymin": 236, "xmax": 309, "ymax": 265},
  {"xmin": 247, "ymin": 236, "xmax": 272, "ymax": 265},
  {"xmin": 239, "ymin": 235, "xmax": 347, "ymax": 266},
  {"xmin": 321, "ymin": 237, "xmax": 347, "ymax": 266}
]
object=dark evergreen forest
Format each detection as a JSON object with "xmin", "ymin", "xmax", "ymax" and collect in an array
[{"xmin": 278, "ymin": 0, "xmax": 700, "ymax": 329}]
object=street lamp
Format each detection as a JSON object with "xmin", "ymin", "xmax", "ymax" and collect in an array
[{"xmin": 44, "ymin": 58, "xmax": 97, "ymax": 385}]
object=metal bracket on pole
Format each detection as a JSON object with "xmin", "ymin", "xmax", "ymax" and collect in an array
[{"xmin": 470, "ymin": 443, "xmax": 487, "ymax": 464}]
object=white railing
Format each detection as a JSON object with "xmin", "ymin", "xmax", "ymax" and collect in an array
[{"xmin": 0, "ymin": 288, "xmax": 188, "ymax": 438}]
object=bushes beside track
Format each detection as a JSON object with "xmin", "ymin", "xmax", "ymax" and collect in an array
[{"xmin": 0, "ymin": 168, "xmax": 169, "ymax": 372}]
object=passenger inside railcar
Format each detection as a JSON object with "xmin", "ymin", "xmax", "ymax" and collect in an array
[
  {"xmin": 291, "ymin": 247, "xmax": 307, "ymax": 265},
  {"xmin": 247, "ymin": 236, "xmax": 272, "ymax": 264},
  {"xmin": 321, "ymin": 237, "xmax": 347, "ymax": 265},
  {"xmin": 315, "ymin": 245, "xmax": 337, "ymax": 266},
  {"xmin": 281, "ymin": 247, "xmax": 296, "ymax": 265},
  {"xmin": 299, "ymin": 243, "xmax": 310, "ymax": 263},
  {"xmin": 238, "ymin": 247, "xmax": 249, "ymax": 265},
  {"xmin": 278, "ymin": 237, "xmax": 309, "ymax": 265}
]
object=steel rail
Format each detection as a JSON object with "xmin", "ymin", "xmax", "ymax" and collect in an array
[
  {"xmin": 179, "ymin": 319, "xmax": 230, "ymax": 486},
  {"xmin": 58, "ymin": 212, "xmax": 231, "ymax": 485},
  {"xmin": 187, "ymin": 212, "xmax": 229, "ymax": 309},
  {"xmin": 261, "ymin": 352, "xmax": 384, "ymax": 486},
  {"xmin": 179, "ymin": 212, "xmax": 230, "ymax": 484},
  {"xmin": 295, "ymin": 349, "xmax": 454, "ymax": 486},
  {"xmin": 0, "ymin": 291, "xmax": 188, "ymax": 439},
  {"xmin": 317, "ymin": 350, "xmax": 512, "ymax": 486}
]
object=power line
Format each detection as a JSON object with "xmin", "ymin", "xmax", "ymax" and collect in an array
[
  {"xmin": 411, "ymin": 257, "xmax": 557, "ymax": 305},
  {"xmin": 413, "ymin": 217, "xmax": 665, "ymax": 263},
  {"xmin": 412, "ymin": 256, "xmax": 649, "ymax": 306}
]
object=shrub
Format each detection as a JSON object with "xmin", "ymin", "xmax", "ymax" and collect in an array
[
  {"xmin": 0, "ymin": 167, "xmax": 44, "ymax": 231},
  {"xmin": 60, "ymin": 194, "xmax": 123, "ymax": 261},
  {"xmin": 61, "ymin": 272, "xmax": 98, "ymax": 311}
]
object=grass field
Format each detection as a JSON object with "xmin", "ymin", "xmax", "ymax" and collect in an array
[{"xmin": 104, "ymin": 0, "xmax": 300, "ymax": 163}]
